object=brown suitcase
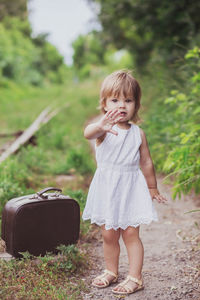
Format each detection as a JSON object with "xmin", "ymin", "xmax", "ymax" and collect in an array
[{"xmin": 1, "ymin": 187, "xmax": 80, "ymax": 258}]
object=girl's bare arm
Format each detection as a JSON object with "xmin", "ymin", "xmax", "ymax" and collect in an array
[
  {"xmin": 139, "ymin": 128, "xmax": 167, "ymax": 203},
  {"xmin": 139, "ymin": 128, "xmax": 157, "ymax": 188},
  {"xmin": 84, "ymin": 122, "xmax": 106, "ymax": 140}
]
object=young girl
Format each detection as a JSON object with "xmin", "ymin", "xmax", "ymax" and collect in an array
[{"xmin": 82, "ymin": 70, "xmax": 167, "ymax": 295}]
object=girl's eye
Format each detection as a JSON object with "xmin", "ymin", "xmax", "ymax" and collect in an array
[
  {"xmin": 126, "ymin": 99, "xmax": 133, "ymax": 103},
  {"xmin": 112, "ymin": 99, "xmax": 118, "ymax": 102}
]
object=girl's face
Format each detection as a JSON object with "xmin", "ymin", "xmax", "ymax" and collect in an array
[{"xmin": 104, "ymin": 92, "xmax": 135, "ymax": 123}]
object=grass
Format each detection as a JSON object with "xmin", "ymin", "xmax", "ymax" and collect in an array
[
  {"xmin": 0, "ymin": 76, "xmax": 100, "ymax": 299},
  {"xmin": 0, "ymin": 77, "xmax": 99, "ymax": 213},
  {"xmin": 0, "ymin": 245, "xmax": 90, "ymax": 299}
]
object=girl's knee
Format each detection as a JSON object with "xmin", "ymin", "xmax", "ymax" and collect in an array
[
  {"xmin": 122, "ymin": 226, "xmax": 140, "ymax": 242},
  {"xmin": 101, "ymin": 227, "xmax": 120, "ymax": 244}
]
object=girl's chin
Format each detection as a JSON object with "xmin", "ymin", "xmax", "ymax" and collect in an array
[
  {"xmin": 119, "ymin": 113, "xmax": 132, "ymax": 121},
  {"xmin": 118, "ymin": 119, "xmax": 129, "ymax": 125}
]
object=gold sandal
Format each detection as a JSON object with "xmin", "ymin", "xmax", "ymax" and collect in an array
[
  {"xmin": 112, "ymin": 275, "xmax": 144, "ymax": 295},
  {"xmin": 92, "ymin": 269, "xmax": 118, "ymax": 288}
]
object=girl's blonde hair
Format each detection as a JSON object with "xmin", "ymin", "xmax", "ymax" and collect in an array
[{"xmin": 99, "ymin": 70, "xmax": 141, "ymax": 123}]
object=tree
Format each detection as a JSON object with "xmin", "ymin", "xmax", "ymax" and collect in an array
[
  {"xmin": 72, "ymin": 31, "xmax": 105, "ymax": 70},
  {"xmin": 88, "ymin": 0, "xmax": 200, "ymax": 68},
  {"xmin": 0, "ymin": 0, "xmax": 28, "ymax": 21}
]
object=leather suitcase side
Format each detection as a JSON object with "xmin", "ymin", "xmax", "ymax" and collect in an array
[
  {"xmin": 1, "ymin": 188, "xmax": 80, "ymax": 257},
  {"xmin": 1, "ymin": 194, "xmax": 34, "ymax": 242}
]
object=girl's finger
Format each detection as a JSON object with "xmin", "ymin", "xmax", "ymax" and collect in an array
[
  {"xmin": 154, "ymin": 196, "xmax": 161, "ymax": 203},
  {"xmin": 154, "ymin": 195, "xmax": 161, "ymax": 202},
  {"xmin": 159, "ymin": 196, "xmax": 165, "ymax": 203},
  {"xmin": 162, "ymin": 197, "xmax": 168, "ymax": 203},
  {"xmin": 158, "ymin": 195, "xmax": 167, "ymax": 203},
  {"xmin": 159, "ymin": 194, "xmax": 167, "ymax": 201},
  {"xmin": 104, "ymin": 110, "xmax": 114, "ymax": 119},
  {"xmin": 111, "ymin": 111, "xmax": 124, "ymax": 122},
  {"xmin": 106, "ymin": 109, "xmax": 113, "ymax": 115},
  {"xmin": 103, "ymin": 111, "xmax": 111, "ymax": 120},
  {"xmin": 115, "ymin": 115, "xmax": 124, "ymax": 123},
  {"xmin": 103, "ymin": 110, "xmax": 117, "ymax": 122},
  {"xmin": 108, "ymin": 109, "xmax": 120, "ymax": 119},
  {"xmin": 106, "ymin": 108, "xmax": 118, "ymax": 115},
  {"xmin": 106, "ymin": 111, "xmax": 122, "ymax": 125}
]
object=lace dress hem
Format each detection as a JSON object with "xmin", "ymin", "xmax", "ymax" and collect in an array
[{"xmin": 82, "ymin": 215, "xmax": 158, "ymax": 231}]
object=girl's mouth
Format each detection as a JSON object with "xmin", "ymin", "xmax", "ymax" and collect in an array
[{"xmin": 119, "ymin": 112, "xmax": 127, "ymax": 116}]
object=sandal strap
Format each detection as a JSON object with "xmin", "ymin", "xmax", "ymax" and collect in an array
[
  {"xmin": 96, "ymin": 269, "xmax": 118, "ymax": 285},
  {"xmin": 127, "ymin": 275, "xmax": 143, "ymax": 286},
  {"xmin": 96, "ymin": 274, "xmax": 109, "ymax": 286},
  {"xmin": 115, "ymin": 278, "xmax": 132, "ymax": 293},
  {"xmin": 104, "ymin": 269, "xmax": 118, "ymax": 279},
  {"xmin": 115, "ymin": 275, "xmax": 143, "ymax": 293}
]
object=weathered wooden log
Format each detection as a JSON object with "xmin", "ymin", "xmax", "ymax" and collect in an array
[{"xmin": 0, "ymin": 105, "xmax": 67, "ymax": 164}]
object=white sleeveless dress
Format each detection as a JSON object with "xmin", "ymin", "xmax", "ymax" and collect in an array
[{"xmin": 82, "ymin": 123, "xmax": 158, "ymax": 230}]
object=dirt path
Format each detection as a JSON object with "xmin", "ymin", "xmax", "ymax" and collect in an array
[
  {"xmin": 83, "ymin": 177, "xmax": 200, "ymax": 300},
  {"xmin": 82, "ymin": 121, "xmax": 200, "ymax": 300}
]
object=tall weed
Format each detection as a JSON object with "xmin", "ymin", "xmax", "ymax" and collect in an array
[{"xmin": 142, "ymin": 47, "xmax": 200, "ymax": 198}]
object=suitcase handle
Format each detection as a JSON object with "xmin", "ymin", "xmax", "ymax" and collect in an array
[{"xmin": 37, "ymin": 187, "xmax": 62, "ymax": 199}]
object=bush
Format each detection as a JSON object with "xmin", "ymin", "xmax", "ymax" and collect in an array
[
  {"xmin": 162, "ymin": 47, "xmax": 200, "ymax": 198},
  {"xmin": 143, "ymin": 47, "xmax": 200, "ymax": 198},
  {"xmin": 65, "ymin": 148, "xmax": 95, "ymax": 175},
  {"xmin": 0, "ymin": 158, "xmax": 34, "ymax": 214}
]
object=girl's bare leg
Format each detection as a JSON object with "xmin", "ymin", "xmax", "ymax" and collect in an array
[
  {"xmin": 113, "ymin": 226, "xmax": 144, "ymax": 292},
  {"xmin": 93, "ymin": 226, "xmax": 120, "ymax": 286}
]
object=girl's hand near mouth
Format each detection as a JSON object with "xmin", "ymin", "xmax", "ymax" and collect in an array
[{"xmin": 97, "ymin": 109, "xmax": 124, "ymax": 135}]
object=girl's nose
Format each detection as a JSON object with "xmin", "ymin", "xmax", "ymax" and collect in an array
[{"xmin": 119, "ymin": 102, "xmax": 125, "ymax": 108}]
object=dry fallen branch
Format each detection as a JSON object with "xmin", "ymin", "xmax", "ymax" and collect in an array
[{"xmin": 0, "ymin": 104, "xmax": 69, "ymax": 164}]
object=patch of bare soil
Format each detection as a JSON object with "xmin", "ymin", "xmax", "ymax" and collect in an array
[{"xmin": 82, "ymin": 177, "xmax": 200, "ymax": 300}]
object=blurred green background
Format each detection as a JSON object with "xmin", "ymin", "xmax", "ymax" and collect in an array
[{"xmin": 0, "ymin": 1, "xmax": 200, "ymax": 298}]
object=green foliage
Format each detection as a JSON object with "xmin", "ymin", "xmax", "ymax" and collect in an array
[
  {"xmin": 143, "ymin": 47, "xmax": 200, "ymax": 198},
  {"xmin": 2, "ymin": 15, "xmax": 32, "ymax": 36},
  {"xmin": 72, "ymin": 31, "xmax": 105, "ymax": 78},
  {"xmin": 0, "ymin": 18, "xmax": 42, "ymax": 85},
  {"xmin": 35, "ymin": 41, "xmax": 66, "ymax": 83},
  {"xmin": 0, "ymin": 77, "xmax": 98, "ymax": 216},
  {"xmin": 0, "ymin": 17, "xmax": 67, "ymax": 85},
  {"xmin": 65, "ymin": 148, "xmax": 95, "ymax": 175},
  {"xmin": 78, "ymin": 63, "xmax": 92, "ymax": 80},
  {"xmin": 0, "ymin": 0, "xmax": 27, "ymax": 21},
  {"xmin": 0, "ymin": 78, "xmax": 96, "ymax": 298},
  {"xmin": 18, "ymin": 145, "xmax": 49, "ymax": 174},
  {"xmin": 89, "ymin": 0, "xmax": 200, "ymax": 68},
  {"xmin": 56, "ymin": 244, "xmax": 87, "ymax": 273},
  {"xmin": 0, "ymin": 245, "xmax": 89, "ymax": 299},
  {"xmin": 0, "ymin": 158, "xmax": 34, "ymax": 215},
  {"xmin": 103, "ymin": 47, "xmax": 133, "ymax": 71}
]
